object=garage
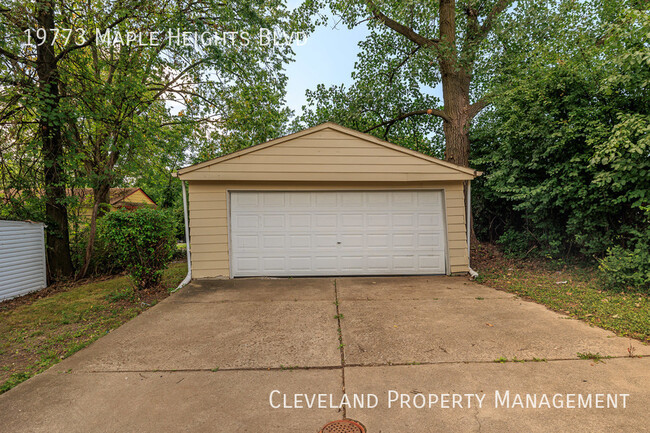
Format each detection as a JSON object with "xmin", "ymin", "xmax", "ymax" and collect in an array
[{"xmin": 175, "ymin": 122, "xmax": 480, "ymax": 278}]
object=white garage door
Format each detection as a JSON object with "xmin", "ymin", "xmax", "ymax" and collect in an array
[{"xmin": 229, "ymin": 191, "xmax": 446, "ymax": 277}]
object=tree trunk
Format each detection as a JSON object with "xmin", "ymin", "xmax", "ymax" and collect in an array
[
  {"xmin": 37, "ymin": 1, "xmax": 74, "ymax": 280},
  {"xmin": 78, "ymin": 182, "xmax": 110, "ymax": 278}
]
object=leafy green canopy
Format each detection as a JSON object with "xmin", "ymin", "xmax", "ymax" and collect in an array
[
  {"xmin": 0, "ymin": 0, "xmax": 307, "ymax": 215},
  {"xmin": 471, "ymin": 6, "xmax": 649, "ymax": 263}
]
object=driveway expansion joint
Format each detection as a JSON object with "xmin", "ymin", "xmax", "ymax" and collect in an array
[{"xmin": 334, "ymin": 278, "xmax": 347, "ymax": 418}]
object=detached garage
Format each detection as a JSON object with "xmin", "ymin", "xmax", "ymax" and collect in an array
[{"xmin": 176, "ymin": 122, "xmax": 480, "ymax": 278}]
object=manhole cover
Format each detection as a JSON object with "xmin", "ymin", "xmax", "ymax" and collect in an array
[{"xmin": 319, "ymin": 419, "xmax": 366, "ymax": 433}]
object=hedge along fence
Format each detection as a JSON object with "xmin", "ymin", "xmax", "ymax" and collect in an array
[{"xmin": 0, "ymin": 220, "xmax": 47, "ymax": 301}]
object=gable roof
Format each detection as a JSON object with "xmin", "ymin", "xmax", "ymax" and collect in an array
[{"xmin": 176, "ymin": 122, "xmax": 481, "ymax": 181}]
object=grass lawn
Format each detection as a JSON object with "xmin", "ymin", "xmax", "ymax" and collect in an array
[
  {"xmin": 473, "ymin": 244, "xmax": 650, "ymax": 345},
  {"xmin": 0, "ymin": 261, "xmax": 187, "ymax": 394}
]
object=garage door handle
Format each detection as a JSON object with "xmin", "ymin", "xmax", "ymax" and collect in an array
[{"xmin": 337, "ymin": 241, "xmax": 341, "ymax": 244}]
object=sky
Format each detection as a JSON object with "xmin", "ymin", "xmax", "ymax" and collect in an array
[
  {"xmin": 283, "ymin": 2, "xmax": 368, "ymax": 116},
  {"xmin": 282, "ymin": 3, "xmax": 443, "ymax": 118}
]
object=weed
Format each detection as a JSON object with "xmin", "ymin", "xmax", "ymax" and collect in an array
[
  {"xmin": 211, "ymin": 367, "xmax": 220, "ymax": 372},
  {"xmin": 0, "ymin": 372, "xmax": 31, "ymax": 393},
  {"xmin": 577, "ymin": 352, "xmax": 608, "ymax": 362},
  {"xmin": 334, "ymin": 313, "xmax": 344, "ymax": 320},
  {"xmin": 531, "ymin": 357, "xmax": 547, "ymax": 362},
  {"xmin": 475, "ymin": 297, "xmax": 485, "ymax": 300},
  {"xmin": 105, "ymin": 288, "xmax": 135, "ymax": 303},
  {"xmin": 627, "ymin": 343, "xmax": 636, "ymax": 357},
  {"xmin": 494, "ymin": 356, "xmax": 508, "ymax": 363},
  {"xmin": 279, "ymin": 365, "xmax": 298, "ymax": 371}
]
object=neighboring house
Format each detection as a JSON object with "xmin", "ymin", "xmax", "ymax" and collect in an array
[
  {"xmin": 1, "ymin": 187, "xmax": 156, "ymax": 223},
  {"xmin": 73, "ymin": 187, "xmax": 157, "ymax": 220},
  {"xmin": 175, "ymin": 122, "xmax": 481, "ymax": 279}
]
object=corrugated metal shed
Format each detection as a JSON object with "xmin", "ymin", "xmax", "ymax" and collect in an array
[{"xmin": 0, "ymin": 220, "xmax": 47, "ymax": 302}]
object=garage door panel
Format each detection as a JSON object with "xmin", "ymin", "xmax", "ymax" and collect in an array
[
  {"xmin": 393, "ymin": 255, "xmax": 416, "ymax": 270},
  {"xmin": 233, "ymin": 214, "xmax": 259, "ymax": 229},
  {"xmin": 262, "ymin": 235, "xmax": 285, "ymax": 249},
  {"xmin": 236, "ymin": 235, "xmax": 259, "ymax": 249},
  {"xmin": 230, "ymin": 191, "xmax": 446, "ymax": 276},
  {"xmin": 262, "ymin": 215, "xmax": 285, "ymax": 228},
  {"xmin": 367, "ymin": 214, "xmax": 390, "ymax": 227},
  {"xmin": 418, "ymin": 255, "xmax": 444, "ymax": 270},
  {"xmin": 341, "ymin": 256, "xmax": 364, "ymax": 270},
  {"xmin": 314, "ymin": 256, "xmax": 338, "ymax": 271},
  {"xmin": 315, "ymin": 192, "xmax": 337, "ymax": 206},
  {"xmin": 262, "ymin": 257, "xmax": 285, "ymax": 271},
  {"xmin": 288, "ymin": 256, "xmax": 311, "ymax": 270},
  {"xmin": 393, "ymin": 214, "xmax": 415, "ymax": 227},
  {"xmin": 289, "ymin": 214, "xmax": 310, "ymax": 227},
  {"xmin": 288, "ymin": 192, "xmax": 311, "ymax": 207},
  {"xmin": 314, "ymin": 234, "xmax": 337, "ymax": 248},
  {"xmin": 367, "ymin": 234, "xmax": 389, "ymax": 248},
  {"xmin": 261, "ymin": 193, "xmax": 284, "ymax": 207},
  {"xmin": 393, "ymin": 233, "xmax": 415, "ymax": 247},
  {"xmin": 234, "ymin": 193, "xmax": 259, "ymax": 207},
  {"xmin": 315, "ymin": 214, "xmax": 337, "ymax": 228},
  {"xmin": 366, "ymin": 192, "xmax": 390, "ymax": 207},
  {"xmin": 340, "ymin": 234, "xmax": 363, "ymax": 247},
  {"xmin": 367, "ymin": 256, "xmax": 390, "ymax": 270},
  {"xmin": 340, "ymin": 213, "xmax": 364, "ymax": 228},
  {"xmin": 289, "ymin": 235, "xmax": 311, "ymax": 248}
]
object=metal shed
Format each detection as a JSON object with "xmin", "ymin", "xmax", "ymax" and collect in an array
[{"xmin": 0, "ymin": 220, "xmax": 48, "ymax": 301}]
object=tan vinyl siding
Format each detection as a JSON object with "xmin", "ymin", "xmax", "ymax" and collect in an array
[
  {"xmin": 186, "ymin": 180, "xmax": 470, "ymax": 278},
  {"xmin": 188, "ymin": 182, "xmax": 228, "ymax": 278},
  {"xmin": 444, "ymin": 185, "xmax": 468, "ymax": 274},
  {"xmin": 180, "ymin": 128, "xmax": 475, "ymax": 182}
]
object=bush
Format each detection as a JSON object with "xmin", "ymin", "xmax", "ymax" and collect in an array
[
  {"xmin": 100, "ymin": 208, "xmax": 177, "ymax": 289},
  {"xmin": 71, "ymin": 224, "xmax": 123, "ymax": 276},
  {"xmin": 599, "ymin": 227, "xmax": 650, "ymax": 292}
]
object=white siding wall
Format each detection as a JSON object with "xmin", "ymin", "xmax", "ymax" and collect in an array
[{"xmin": 0, "ymin": 220, "xmax": 47, "ymax": 301}]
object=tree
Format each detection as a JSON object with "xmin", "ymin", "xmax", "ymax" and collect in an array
[
  {"xmin": 1, "ymin": 0, "xmax": 305, "ymax": 279},
  {"xmin": 296, "ymin": 0, "xmax": 518, "ymax": 167},
  {"xmin": 470, "ymin": 3, "xmax": 649, "ymax": 258}
]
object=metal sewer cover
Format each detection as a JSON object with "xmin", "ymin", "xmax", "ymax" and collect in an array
[{"xmin": 319, "ymin": 419, "xmax": 366, "ymax": 433}]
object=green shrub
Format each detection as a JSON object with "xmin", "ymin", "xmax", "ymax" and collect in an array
[
  {"xmin": 599, "ymin": 228, "xmax": 650, "ymax": 292},
  {"xmin": 100, "ymin": 208, "xmax": 177, "ymax": 289},
  {"xmin": 71, "ymin": 223, "xmax": 123, "ymax": 276},
  {"xmin": 496, "ymin": 229, "xmax": 536, "ymax": 258}
]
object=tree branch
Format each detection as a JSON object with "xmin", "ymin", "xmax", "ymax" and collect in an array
[
  {"xmin": 365, "ymin": 107, "xmax": 449, "ymax": 134},
  {"xmin": 387, "ymin": 45, "xmax": 421, "ymax": 85},
  {"xmin": 365, "ymin": 0, "xmax": 439, "ymax": 49},
  {"xmin": 479, "ymin": 0, "xmax": 514, "ymax": 38},
  {"xmin": 468, "ymin": 96, "xmax": 491, "ymax": 119},
  {"xmin": 55, "ymin": 13, "xmax": 132, "ymax": 61},
  {"xmin": 0, "ymin": 46, "xmax": 34, "ymax": 66}
]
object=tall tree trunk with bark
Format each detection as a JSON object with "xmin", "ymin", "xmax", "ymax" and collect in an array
[
  {"xmin": 36, "ymin": 1, "xmax": 74, "ymax": 279},
  {"xmin": 366, "ymin": 0, "xmax": 511, "ymax": 248}
]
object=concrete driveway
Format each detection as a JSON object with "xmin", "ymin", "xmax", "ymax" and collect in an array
[{"xmin": 1, "ymin": 276, "xmax": 648, "ymax": 432}]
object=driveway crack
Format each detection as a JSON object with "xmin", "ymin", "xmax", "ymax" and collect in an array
[{"xmin": 334, "ymin": 279, "xmax": 347, "ymax": 418}]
